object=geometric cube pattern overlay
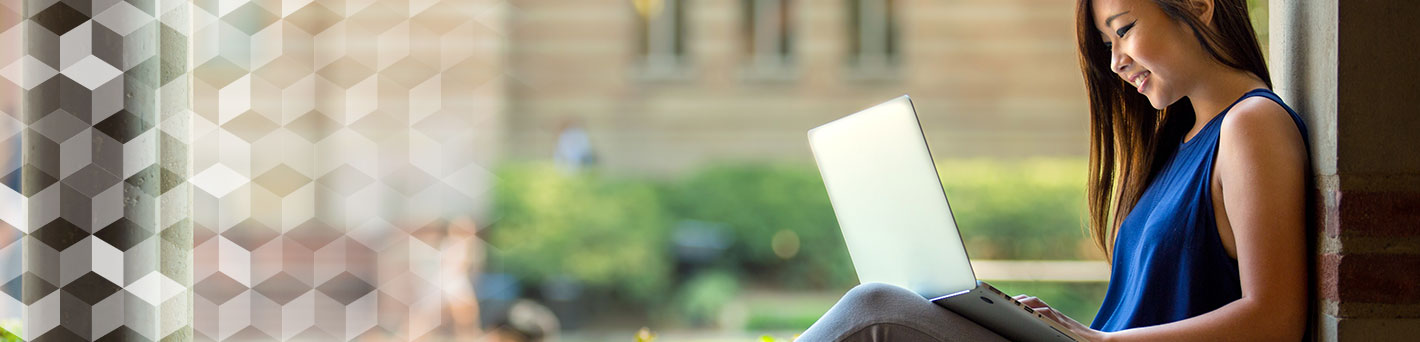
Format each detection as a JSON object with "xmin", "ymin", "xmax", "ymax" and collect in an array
[
  {"xmin": 188, "ymin": 0, "xmax": 503, "ymax": 340},
  {"xmin": 1, "ymin": 0, "xmax": 502, "ymax": 339},
  {"xmin": 9, "ymin": 0, "xmax": 193, "ymax": 339},
  {"xmin": 0, "ymin": 0, "xmax": 23, "ymax": 335}
]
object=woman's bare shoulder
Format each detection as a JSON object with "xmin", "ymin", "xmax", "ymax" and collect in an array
[
  {"xmin": 1216, "ymin": 95, "xmax": 1308, "ymax": 182},
  {"xmin": 1219, "ymin": 96, "xmax": 1306, "ymax": 156}
]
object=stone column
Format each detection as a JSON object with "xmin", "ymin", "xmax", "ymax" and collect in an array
[
  {"xmin": 1272, "ymin": 0, "xmax": 1420, "ymax": 340},
  {"xmin": 17, "ymin": 0, "xmax": 191, "ymax": 339}
]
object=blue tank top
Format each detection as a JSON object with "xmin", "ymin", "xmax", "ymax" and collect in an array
[{"xmin": 1090, "ymin": 88, "xmax": 1310, "ymax": 331}]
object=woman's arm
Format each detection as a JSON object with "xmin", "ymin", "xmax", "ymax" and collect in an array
[{"xmin": 1107, "ymin": 98, "xmax": 1310, "ymax": 341}]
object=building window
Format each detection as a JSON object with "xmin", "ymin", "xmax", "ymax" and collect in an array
[
  {"xmin": 634, "ymin": 0, "xmax": 691, "ymax": 79},
  {"xmin": 740, "ymin": 0, "xmax": 796, "ymax": 80},
  {"xmin": 847, "ymin": 0, "xmax": 900, "ymax": 78}
]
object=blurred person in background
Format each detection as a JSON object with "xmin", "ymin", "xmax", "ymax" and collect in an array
[
  {"xmin": 440, "ymin": 217, "xmax": 485, "ymax": 339},
  {"xmin": 553, "ymin": 118, "xmax": 596, "ymax": 173},
  {"xmin": 397, "ymin": 216, "xmax": 485, "ymax": 341}
]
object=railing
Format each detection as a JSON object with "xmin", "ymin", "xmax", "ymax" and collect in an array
[{"xmin": 970, "ymin": 260, "xmax": 1111, "ymax": 282}]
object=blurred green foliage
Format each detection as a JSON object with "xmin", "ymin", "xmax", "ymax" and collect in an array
[
  {"xmin": 0, "ymin": 319, "xmax": 18, "ymax": 342},
  {"xmin": 1247, "ymin": 0, "xmax": 1268, "ymax": 51},
  {"xmin": 940, "ymin": 159, "xmax": 1091, "ymax": 260},
  {"xmin": 671, "ymin": 269, "xmax": 740, "ymax": 326},
  {"xmin": 744, "ymin": 307, "xmax": 825, "ymax": 332},
  {"xmin": 488, "ymin": 159, "xmax": 1095, "ymax": 319},
  {"xmin": 664, "ymin": 164, "xmax": 853, "ymax": 289},
  {"xmin": 488, "ymin": 164, "xmax": 673, "ymax": 304}
]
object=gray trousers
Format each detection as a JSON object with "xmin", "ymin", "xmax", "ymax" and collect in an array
[{"xmin": 797, "ymin": 283, "xmax": 1010, "ymax": 342}]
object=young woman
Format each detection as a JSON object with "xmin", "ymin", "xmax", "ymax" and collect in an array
[{"xmin": 798, "ymin": 0, "xmax": 1310, "ymax": 341}]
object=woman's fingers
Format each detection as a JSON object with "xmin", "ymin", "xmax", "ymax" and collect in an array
[
  {"xmin": 1013, "ymin": 295, "xmax": 1061, "ymax": 318},
  {"xmin": 1006, "ymin": 298, "xmax": 1098, "ymax": 341},
  {"xmin": 1034, "ymin": 307, "xmax": 1069, "ymax": 326},
  {"xmin": 1013, "ymin": 295, "xmax": 1079, "ymax": 328}
]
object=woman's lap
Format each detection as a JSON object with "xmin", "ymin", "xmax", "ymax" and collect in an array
[{"xmin": 797, "ymin": 283, "xmax": 1009, "ymax": 342}]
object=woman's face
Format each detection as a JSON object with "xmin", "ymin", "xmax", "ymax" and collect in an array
[{"xmin": 1091, "ymin": 0, "xmax": 1210, "ymax": 109}]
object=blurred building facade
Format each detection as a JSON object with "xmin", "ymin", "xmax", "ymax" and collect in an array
[{"xmin": 502, "ymin": 0, "xmax": 1090, "ymax": 174}]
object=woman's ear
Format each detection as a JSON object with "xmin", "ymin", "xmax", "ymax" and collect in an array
[{"xmin": 1183, "ymin": 0, "xmax": 1215, "ymax": 27}]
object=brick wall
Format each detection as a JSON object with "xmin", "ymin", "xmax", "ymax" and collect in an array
[
  {"xmin": 503, "ymin": 0, "xmax": 1089, "ymax": 175},
  {"xmin": 1273, "ymin": 0, "xmax": 1420, "ymax": 340}
]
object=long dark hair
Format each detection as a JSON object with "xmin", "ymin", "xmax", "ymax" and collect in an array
[{"xmin": 1075, "ymin": 0, "xmax": 1270, "ymax": 259}]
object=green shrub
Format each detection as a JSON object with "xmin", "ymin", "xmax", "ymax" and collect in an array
[
  {"xmin": 487, "ymin": 159, "xmax": 1094, "ymax": 311},
  {"xmin": 488, "ymin": 163, "xmax": 672, "ymax": 304},
  {"xmin": 664, "ymin": 164, "xmax": 855, "ymax": 289},
  {"xmin": 672, "ymin": 269, "xmax": 740, "ymax": 326},
  {"xmin": 936, "ymin": 158, "xmax": 1091, "ymax": 260}
]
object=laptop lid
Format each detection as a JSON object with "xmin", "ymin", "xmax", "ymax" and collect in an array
[{"xmin": 807, "ymin": 95, "xmax": 978, "ymax": 299}]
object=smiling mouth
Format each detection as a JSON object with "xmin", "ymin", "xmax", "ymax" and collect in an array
[{"xmin": 1132, "ymin": 71, "xmax": 1151, "ymax": 91}]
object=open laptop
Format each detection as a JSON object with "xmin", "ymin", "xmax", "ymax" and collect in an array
[{"xmin": 807, "ymin": 95, "xmax": 1084, "ymax": 342}]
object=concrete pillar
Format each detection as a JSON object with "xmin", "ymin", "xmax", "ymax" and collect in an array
[
  {"xmin": 1272, "ymin": 0, "xmax": 1420, "ymax": 340},
  {"xmin": 16, "ymin": 0, "xmax": 191, "ymax": 339}
]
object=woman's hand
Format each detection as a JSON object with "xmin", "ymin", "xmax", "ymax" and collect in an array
[{"xmin": 1013, "ymin": 294, "xmax": 1111, "ymax": 342}]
